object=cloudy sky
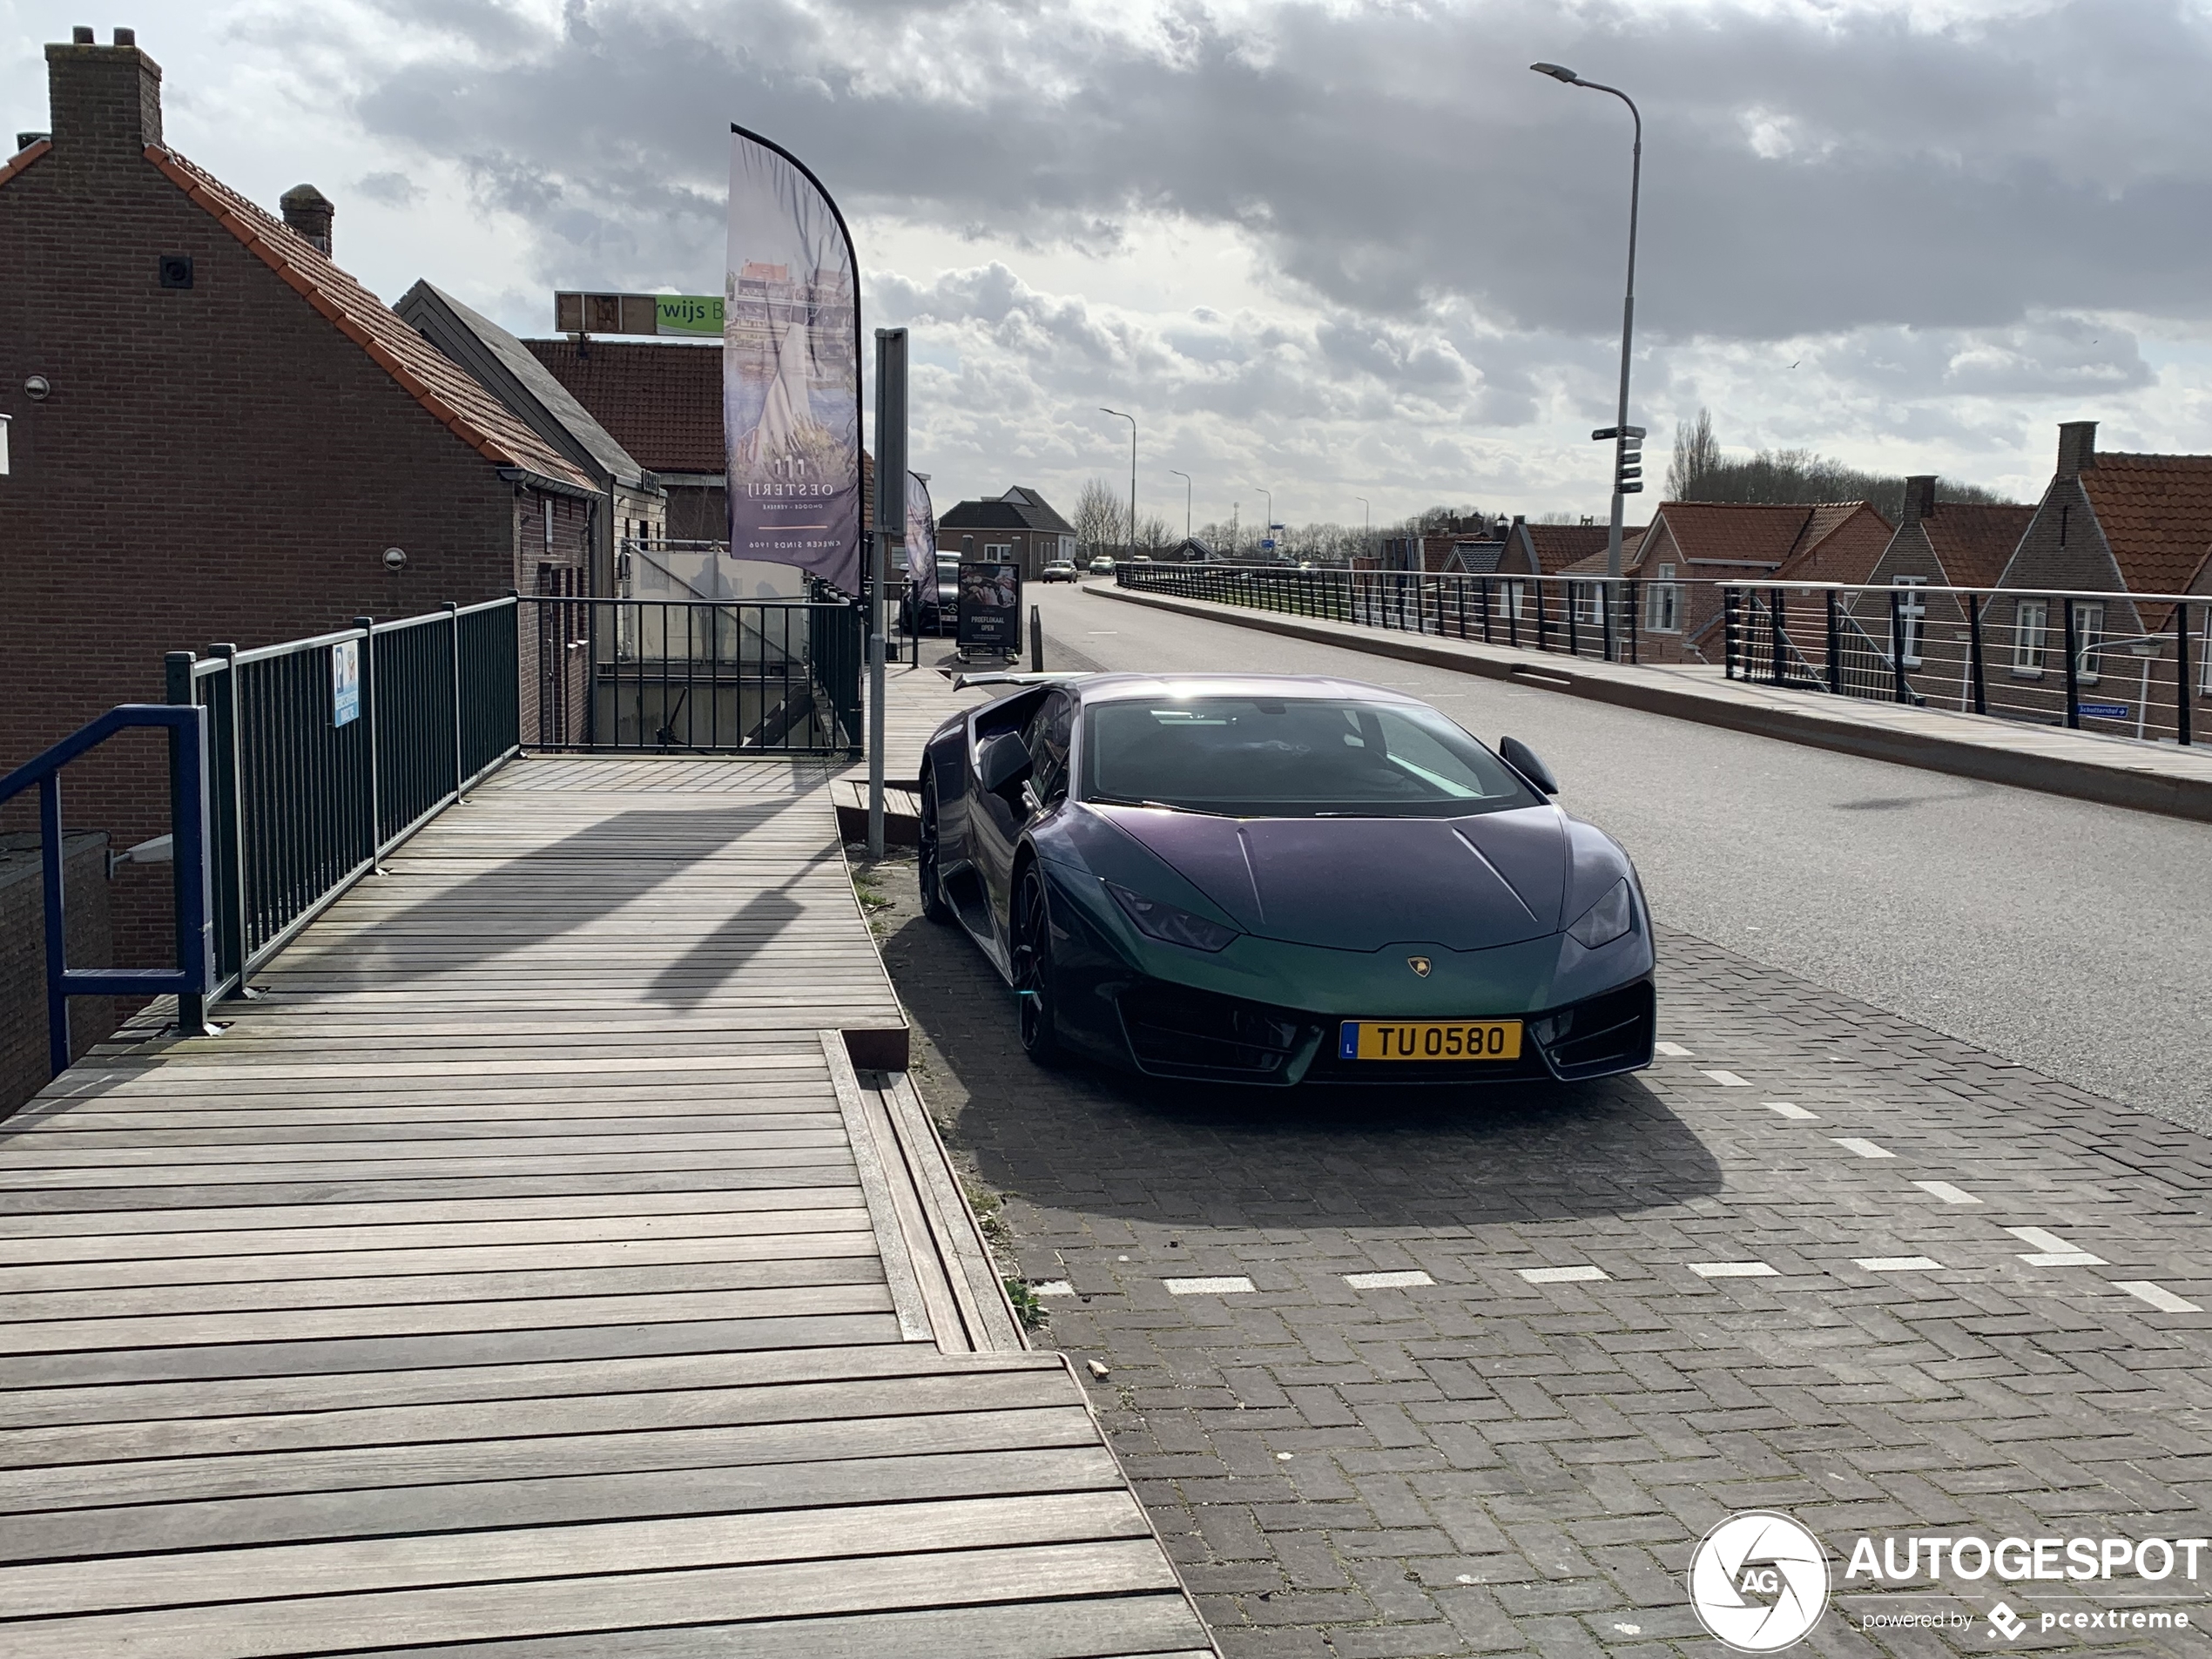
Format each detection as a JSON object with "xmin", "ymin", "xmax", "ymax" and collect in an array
[{"xmin": 8, "ymin": 0, "xmax": 2210, "ymax": 524}]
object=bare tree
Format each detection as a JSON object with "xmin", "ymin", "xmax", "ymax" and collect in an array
[
  {"xmin": 1665, "ymin": 408, "xmax": 2013, "ymax": 516},
  {"xmin": 1134, "ymin": 513, "xmax": 1174, "ymax": 555},
  {"xmin": 1073, "ymin": 477, "xmax": 1124, "ymax": 557},
  {"xmin": 1667, "ymin": 407, "xmax": 1722, "ymax": 498}
]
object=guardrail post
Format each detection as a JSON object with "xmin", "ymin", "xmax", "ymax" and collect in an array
[
  {"xmin": 353, "ymin": 617, "xmax": 383, "ymax": 867},
  {"xmin": 1628, "ymin": 579, "xmax": 1640, "ymax": 664},
  {"xmin": 162, "ymin": 651, "xmax": 214, "ymax": 1038},
  {"xmin": 1825, "ymin": 591, "xmax": 1842, "ymax": 695},
  {"xmin": 37, "ymin": 772, "xmax": 70, "ymax": 1076},
  {"xmin": 1598, "ymin": 582, "xmax": 1610, "ymax": 662},
  {"xmin": 446, "ymin": 601, "xmax": 466, "ymax": 804},
  {"xmin": 2179, "ymin": 600, "xmax": 2194, "ymax": 746},
  {"xmin": 1887, "ymin": 587, "xmax": 1909, "ymax": 703},
  {"xmin": 209, "ymin": 644, "xmax": 249, "ymax": 995},
  {"xmin": 1534, "ymin": 581, "xmax": 1550, "ymax": 653},
  {"xmin": 2060, "ymin": 597, "xmax": 2080, "ymax": 728},
  {"xmin": 1770, "ymin": 588, "xmax": 1787, "ymax": 687},
  {"xmin": 1967, "ymin": 594, "xmax": 1987, "ymax": 716},
  {"xmin": 1723, "ymin": 588, "xmax": 1737, "ymax": 678}
]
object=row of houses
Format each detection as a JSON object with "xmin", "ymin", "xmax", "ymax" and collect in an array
[{"xmin": 1369, "ymin": 422, "xmax": 2212, "ymax": 739}]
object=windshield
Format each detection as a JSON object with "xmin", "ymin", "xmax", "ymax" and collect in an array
[{"xmin": 1081, "ymin": 696, "xmax": 1538, "ymax": 818}]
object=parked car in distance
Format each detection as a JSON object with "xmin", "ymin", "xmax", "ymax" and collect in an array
[
  {"xmin": 1040, "ymin": 560, "xmax": 1079, "ymax": 583},
  {"xmin": 903, "ymin": 553, "xmax": 961, "ymax": 635},
  {"xmin": 1130, "ymin": 554, "xmax": 1153, "ymax": 564},
  {"xmin": 1087, "ymin": 555, "xmax": 1116, "ymax": 575}
]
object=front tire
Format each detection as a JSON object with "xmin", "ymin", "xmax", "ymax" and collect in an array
[
  {"xmin": 918, "ymin": 777, "xmax": 954, "ymax": 925},
  {"xmin": 1014, "ymin": 865, "xmax": 1062, "ymax": 1064}
]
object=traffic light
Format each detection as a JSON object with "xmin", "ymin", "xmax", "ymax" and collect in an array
[{"xmin": 1593, "ymin": 425, "xmax": 1646, "ymax": 496}]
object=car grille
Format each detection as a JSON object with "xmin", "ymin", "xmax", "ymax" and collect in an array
[
  {"xmin": 1117, "ymin": 984, "xmax": 1312, "ymax": 1080},
  {"xmin": 1532, "ymin": 980, "xmax": 1655, "ymax": 1080}
]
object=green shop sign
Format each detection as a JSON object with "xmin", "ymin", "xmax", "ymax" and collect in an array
[{"xmin": 654, "ymin": 295, "xmax": 724, "ymax": 335}]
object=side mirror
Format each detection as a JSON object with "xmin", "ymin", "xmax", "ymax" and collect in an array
[
  {"xmin": 1499, "ymin": 736, "xmax": 1559, "ymax": 795},
  {"xmin": 977, "ymin": 730, "xmax": 1035, "ymax": 795}
]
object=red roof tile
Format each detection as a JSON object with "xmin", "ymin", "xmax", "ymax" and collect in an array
[
  {"xmin": 1526, "ymin": 523, "xmax": 1644, "ymax": 575},
  {"xmin": 146, "ymin": 147, "xmax": 591, "ymax": 491},
  {"xmin": 1920, "ymin": 502, "xmax": 2035, "ymax": 589},
  {"xmin": 1556, "ymin": 530, "xmax": 1647, "ymax": 576},
  {"xmin": 1647, "ymin": 502, "xmax": 1850, "ymax": 569},
  {"xmin": 0, "ymin": 137, "xmax": 51, "ymax": 190},
  {"xmin": 522, "ymin": 340, "xmax": 725, "ymax": 475},
  {"xmin": 2080, "ymin": 453, "xmax": 2212, "ymax": 597}
]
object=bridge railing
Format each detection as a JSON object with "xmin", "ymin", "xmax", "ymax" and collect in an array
[{"xmin": 174, "ymin": 595, "xmax": 522, "ymax": 1008}]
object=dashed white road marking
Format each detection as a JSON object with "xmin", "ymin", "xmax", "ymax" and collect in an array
[
  {"xmin": 2114, "ymin": 1281, "xmax": 2202, "ymax": 1314},
  {"xmin": 1914, "ymin": 1180, "xmax": 1981, "ymax": 1205},
  {"xmin": 1032, "ymin": 1280, "xmax": 1076, "ymax": 1297},
  {"xmin": 2006, "ymin": 1226, "xmax": 2105, "ymax": 1267},
  {"xmin": 1764, "ymin": 1101, "xmax": 1818, "ymax": 1121},
  {"xmin": 1689, "ymin": 1261, "xmax": 1779, "ymax": 1278},
  {"xmin": 1855, "ymin": 1256, "xmax": 1945, "ymax": 1271},
  {"xmin": 1702, "ymin": 1069, "xmax": 1751, "ymax": 1087},
  {"xmin": 1345, "ymin": 1270, "xmax": 1433, "ymax": 1289},
  {"xmin": 1520, "ymin": 1264, "xmax": 1609, "ymax": 1284},
  {"xmin": 1655, "ymin": 1042, "xmax": 1694, "ymax": 1057},
  {"xmin": 1831, "ymin": 1136, "xmax": 1896, "ymax": 1159},
  {"xmin": 1163, "ymin": 1276, "xmax": 1257, "ymax": 1295}
]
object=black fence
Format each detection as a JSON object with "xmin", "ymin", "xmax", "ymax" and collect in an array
[
  {"xmin": 174, "ymin": 596, "xmax": 522, "ymax": 1005},
  {"xmin": 1118, "ymin": 563, "xmax": 1645, "ymax": 663},
  {"xmin": 520, "ymin": 595, "xmax": 863, "ymax": 755},
  {"xmin": 1723, "ymin": 582, "xmax": 2202, "ymax": 745}
]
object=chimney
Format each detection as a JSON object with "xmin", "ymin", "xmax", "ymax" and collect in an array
[
  {"xmin": 2056, "ymin": 421, "xmax": 2097, "ymax": 479},
  {"xmin": 1900, "ymin": 475, "xmax": 1937, "ymax": 526},
  {"xmin": 44, "ymin": 26, "xmax": 162, "ymax": 166},
  {"xmin": 280, "ymin": 185, "xmax": 334, "ymax": 255}
]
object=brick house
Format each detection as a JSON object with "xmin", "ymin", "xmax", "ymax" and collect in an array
[
  {"xmin": 1848, "ymin": 477, "xmax": 2035, "ymax": 705},
  {"xmin": 523, "ymin": 339, "xmax": 726, "ymax": 542},
  {"xmin": 1566, "ymin": 501, "xmax": 1892, "ymax": 664},
  {"xmin": 1978, "ymin": 421, "xmax": 2212, "ymax": 737},
  {"xmin": 938, "ymin": 487, "xmax": 1077, "ymax": 583},
  {"xmin": 0, "ymin": 30, "xmax": 593, "ymax": 974}
]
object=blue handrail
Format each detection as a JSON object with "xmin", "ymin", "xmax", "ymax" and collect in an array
[{"xmin": 0, "ymin": 705, "xmax": 215, "ymax": 1078}]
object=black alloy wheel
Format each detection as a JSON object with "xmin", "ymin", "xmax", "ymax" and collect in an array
[
  {"xmin": 1014, "ymin": 865, "xmax": 1062, "ymax": 1063},
  {"xmin": 918, "ymin": 776, "xmax": 954, "ymax": 924}
]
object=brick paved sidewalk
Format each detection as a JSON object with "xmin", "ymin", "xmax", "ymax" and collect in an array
[{"xmin": 869, "ymin": 853, "xmax": 2212, "ymax": 1658}]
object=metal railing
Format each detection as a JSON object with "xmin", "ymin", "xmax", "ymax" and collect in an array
[
  {"xmin": 177, "ymin": 596, "xmax": 521, "ymax": 1007},
  {"xmin": 1723, "ymin": 581, "xmax": 2202, "ymax": 745},
  {"xmin": 1118, "ymin": 562, "xmax": 1646, "ymax": 663},
  {"xmin": 0, "ymin": 705, "xmax": 216, "ymax": 1074},
  {"xmin": 521, "ymin": 595, "xmax": 862, "ymax": 755}
]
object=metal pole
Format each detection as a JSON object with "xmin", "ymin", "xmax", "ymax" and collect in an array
[
  {"xmin": 872, "ymin": 329, "xmax": 909, "ymax": 859},
  {"xmin": 1825, "ymin": 590, "xmax": 1842, "ymax": 695},
  {"xmin": 1171, "ymin": 469, "xmax": 1192, "ymax": 542},
  {"xmin": 2178, "ymin": 600, "xmax": 2194, "ymax": 746},
  {"xmin": 1030, "ymin": 605, "xmax": 1043, "ymax": 671},
  {"xmin": 1103, "ymin": 408, "xmax": 1136, "ymax": 560},
  {"xmin": 2060, "ymin": 597, "xmax": 2080, "ymax": 729},
  {"xmin": 1888, "ymin": 587, "xmax": 1909, "ymax": 703},
  {"xmin": 446, "ymin": 601, "xmax": 465, "ymax": 803},
  {"xmin": 354, "ymin": 617, "xmax": 381, "ymax": 870},
  {"xmin": 38, "ymin": 774, "xmax": 69, "ymax": 1076},
  {"xmin": 1968, "ymin": 592, "xmax": 1987, "ymax": 716}
]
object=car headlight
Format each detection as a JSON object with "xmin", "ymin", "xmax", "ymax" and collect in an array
[
  {"xmin": 1566, "ymin": 878, "xmax": 1635, "ymax": 949},
  {"xmin": 1107, "ymin": 881, "xmax": 1239, "ymax": 953}
]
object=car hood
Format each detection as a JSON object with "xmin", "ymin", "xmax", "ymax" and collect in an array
[{"xmin": 1090, "ymin": 805, "xmax": 1569, "ymax": 951}]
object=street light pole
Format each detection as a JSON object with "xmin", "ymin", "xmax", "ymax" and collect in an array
[
  {"xmin": 1251, "ymin": 485, "xmax": 1272, "ymax": 563},
  {"xmin": 1355, "ymin": 496, "xmax": 1370, "ymax": 568},
  {"xmin": 1170, "ymin": 469, "xmax": 1192, "ymax": 543},
  {"xmin": 1101, "ymin": 408, "xmax": 1136, "ymax": 561},
  {"xmin": 1532, "ymin": 61, "xmax": 1642, "ymax": 657}
]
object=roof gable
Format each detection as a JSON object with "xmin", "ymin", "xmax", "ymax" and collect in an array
[
  {"xmin": 147, "ymin": 147, "xmax": 590, "ymax": 491},
  {"xmin": 397, "ymin": 282, "xmax": 647, "ymax": 489},
  {"xmin": 0, "ymin": 136, "xmax": 51, "ymax": 190},
  {"xmin": 1919, "ymin": 502, "xmax": 2035, "ymax": 588},
  {"xmin": 2079, "ymin": 452, "xmax": 2212, "ymax": 595},
  {"xmin": 520, "ymin": 340, "xmax": 725, "ymax": 475}
]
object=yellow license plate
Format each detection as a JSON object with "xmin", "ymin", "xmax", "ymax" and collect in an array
[{"xmin": 1340, "ymin": 1020, "xmax": 1522, "ymax": 1062}]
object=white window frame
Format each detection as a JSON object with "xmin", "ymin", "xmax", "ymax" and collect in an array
[
  {"xmin": 2074, "ymin": 601, "xmax": 2105, "ymax": 685},
  {"xmin": 2201, "ymin": 613, "xmax": 2212, "ymax": 698},
  {"xmin": 543, "ymin": 497, "xmax": 554, "ymax": 551},
  {"xmin": 2013, "ymin": 599, "xmax": 2048, "ymax": 678},
  {"xmin": 1645, "ymin": 564, "xmax": 1681, "ymax": 633},
  {"xmin": 1893, "ymin": 576, "xmax": 1927, "ymax": 667},
  {"xmin": 983, "ymin": 543, "xmax": 1012, "ymax": 559},
  {"xmin": 1501, "ymin": 580, "xmax": 1527, "ymax": 621},
  {"xmin": 1575, "ymin": 583, "xmax": 1603, "ymax": 628}
]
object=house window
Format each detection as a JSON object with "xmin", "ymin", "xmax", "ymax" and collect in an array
[
  {"xmin": 2202, "ymin": 614, "xmax": 2212, "ymax": 698},
  {"xmin": 543, "ymin": 498, "xmax": 554, "ymax": 551},
  {"xmin": 1645, "ymin": 564, "xmax": 1680, "ymax": 632},
  {"xmin": 2074, "ymin": 601, "xmax": 2105, "ymax": 685},
  {"xmin": 2013, "ymin": 599, "xmax": 2048, "ymax": 677},
  {"xmin": 984, "ymin": 543, "xmax": 1011, "ymax": 560},
  {"xmin": 1501, "ymin": 581, "xmax": 1526, "ymax": 620},
  {"xmin": 1894, "ymin": 576, "xmax": 1927, "ymax": 666},
  {"xmin": 1575, "ymin": 583, "xmax": 1602, "ymax": 627}
]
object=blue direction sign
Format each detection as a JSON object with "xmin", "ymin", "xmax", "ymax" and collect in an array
[
  {"xmin": 2076, "ymin": 702, "xmax": 2128, "ymax": 719},
  {"xmin": 331, "ymin": 639, "xmax": 361, "ymax": 727}
]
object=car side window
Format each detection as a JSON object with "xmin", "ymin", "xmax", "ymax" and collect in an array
[{"xmin": 1024, "ymin": 691, "xmax": 1076, "ymax": 806}]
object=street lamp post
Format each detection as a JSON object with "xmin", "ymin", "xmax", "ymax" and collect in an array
[
  {"xmin": 1532, "ymin": 61, "xmax": 1642, "ymax": 658},
  {"xmin": 1101, "ymin": 408, "xmax": 1136, "ymax": 561},
  {"xmin": 1250, "ymin": 486, "xmax": 1272, "ymax": 563},
  {"xmin": 1355, "ymin": 496, "xmax": 1370, "ymax": 568},
  {"xmin": 1170, "ymin": 469, "xmax": 1193, "ymax": 544}
]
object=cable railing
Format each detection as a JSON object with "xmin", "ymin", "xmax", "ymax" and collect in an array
[
  {"xmin": 1116, "ymin": 562, "xmax": 2208, "ymax": 749},
  {"xmin": 1723, "ymin": 581, "xmax": 2202, "ymax": 745}
]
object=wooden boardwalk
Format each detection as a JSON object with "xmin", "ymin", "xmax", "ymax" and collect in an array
[{"xmin": 0, "ymin": 756, "xmax": 1210, "ymax": 1656}]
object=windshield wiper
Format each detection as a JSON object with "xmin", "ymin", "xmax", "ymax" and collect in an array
[{"xmin": 1088, "ymin": 794, "xmax": 1228, "ymax": 816}]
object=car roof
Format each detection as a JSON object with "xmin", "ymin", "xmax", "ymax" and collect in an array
[{"xmin": 1063, "ymin": 672, "xmax": 1427, "ymax": 707}]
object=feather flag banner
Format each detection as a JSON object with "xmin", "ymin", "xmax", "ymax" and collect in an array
[{"xmin": 725, "ymin": 125, "xmax": 861, "ymax": 595}]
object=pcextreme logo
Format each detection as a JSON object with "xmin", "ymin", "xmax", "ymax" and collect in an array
[{"xmin": 1688, "ymin": 1511, "xmax": 2207, "ymax": 1651}]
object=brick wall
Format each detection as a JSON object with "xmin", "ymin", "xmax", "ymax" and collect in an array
[
  {"xmin": 0, "ymin": 832, "xmax": 115, "ymax": 1116},
  {"xmin": 1, "ymin": 40, "xmax": 587, "ymax": 969}
]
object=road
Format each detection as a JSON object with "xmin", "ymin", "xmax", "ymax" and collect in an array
[{"xmin": 1028, "ymin": 580, "xmax": 2212, "ymax": 1131}]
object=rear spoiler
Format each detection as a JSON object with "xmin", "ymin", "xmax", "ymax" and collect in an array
[{"xmin": 951, "ymin": 671, "xmax": 1097, "ymax": 690}]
